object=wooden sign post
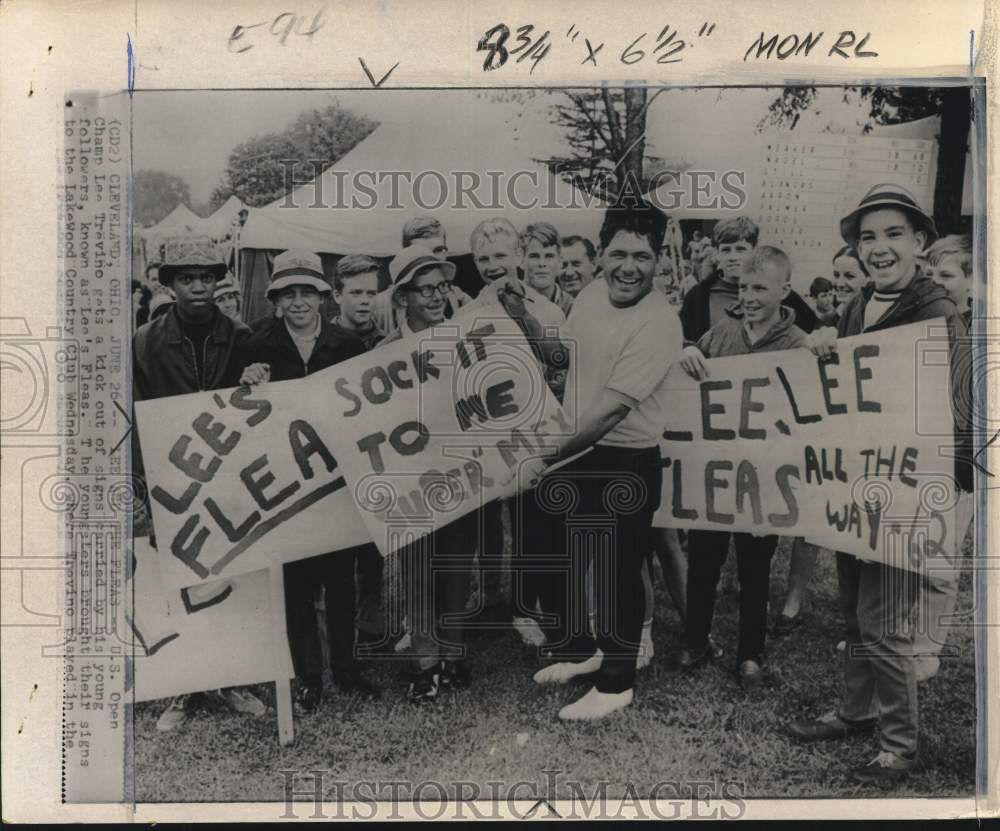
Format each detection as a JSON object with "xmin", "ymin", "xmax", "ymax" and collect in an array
[{"xmin": 269, "ymin": 566, "xmax": 295, "ymax": 746}]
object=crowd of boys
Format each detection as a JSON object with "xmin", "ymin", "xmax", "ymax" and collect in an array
[{"xmin": 132, "ymin": 180, "xmax": 975, "ymax": 785}]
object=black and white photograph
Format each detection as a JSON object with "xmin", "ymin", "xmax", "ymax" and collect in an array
[{"xmin": 122, "ymin": 83, "xmax": 984, "ymax": 809}]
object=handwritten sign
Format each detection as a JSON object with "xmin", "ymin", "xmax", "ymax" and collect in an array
[
  {"xmin": 128, "ymin": 539, "xmax": 293, "ymax": 703},
  {"xmin": 653, "ymin": 321, "xmax": 964, "ymax": 572},
  {"xmin": 323, "ymin": 312, "xmax": 570, "ymax": 555},
  {"xmin": 135, "ymin": 380, "xmax": 371, "ymax": 590}
]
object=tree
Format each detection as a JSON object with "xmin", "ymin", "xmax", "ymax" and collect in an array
[
  {"xmin": 211, "ymin": 133, "xmax": 299, "ymax": 208},
  {"xmin": 133, "ymin": 170, "xmax": 193, "ymax": 226},
  {"xmin": 212, "ymin": 102, "xmax": 379, "ymax": 208},
  {"xmin": 539, "ymin": 88, "xmax": 690, "ymax": 201},
  {"xmin": 759, "ymin": 86, "xmax": 972, "ymax": 233}
]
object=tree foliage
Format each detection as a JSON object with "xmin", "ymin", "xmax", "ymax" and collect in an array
[
  {"xmin": 211, "ymin": 103, "xmax": 379, "ymax": 208},
  {"xmin": 539, "ymin": 89, "xmax": 690, "ymax": 200},
  {"xmin": 133, "ymin": 170, "xmax": 193, "ymax": 226},
  {"xmin": 758, "ymin": 86, "xmax": 950, "ymax": 134}
]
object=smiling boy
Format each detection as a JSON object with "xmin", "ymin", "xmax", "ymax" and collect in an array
[
  {"xmin": 521, "ymin": 222, "xmax": 574, "ymax": 316},
  {"xmin": 378, "ymin": 245, "xmax": 481, "ymax": 702},
  {"xmin": 926, "ymin": 234, "xmax": 973, "ymax": 324},
  {"xmin": 464, "ymin": 218, "xmax": 568, "ymax": 646},
  {"xmin": 239, "ymin": 250, "xmax": 376, "ymax": 712},
  {"xmin": 789, "ymin": 184, "xmax": 972, "ymax": 785},
  {"xmin": 679, "ymin": 216, "xmax": 817, "ymax": 343},
  {"xmin": 671, "ymin": 246, "xmax": 808, "ymax": 689},
  {"xmin": 372, "ymin": 217, "xmax": 472, "ymax": 337}
]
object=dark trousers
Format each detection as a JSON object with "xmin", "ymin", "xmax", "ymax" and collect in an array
[
  {"xmin": 284, "ymin": 550, "xmax": 356, "ymax": 683},
  {"xmin": 404, "ymin": 511, "xmax": 477, "ymax": 671},
  {"xmin": 511, "ymin": 486, "xmax": 564, "ymax": 637},
  {"xmin": 546, "ymin": 445, "xmax": 662, "ymax": 694},
  {"xmin": 478, "ymin": 499, "xmax": 507, "ymax": 610},
  {"xmin": 684, "ymin": 530, "xmax": 778, "ymax": 663},
  {"xmin": 836, "ymin": 552, "xmax": 919, "ymax": 758},
  {"xmin": 354, "ymin": 543, "xmax": 385, "ymax": 639}
]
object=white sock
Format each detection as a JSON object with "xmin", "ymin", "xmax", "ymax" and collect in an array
[
  {"xmin": 558, "ymin": 686, "xmax": 634, "ymax": 721},
  {"xmin": 533, "ymin": 650, "xmax": 604, "ymax": 685}
]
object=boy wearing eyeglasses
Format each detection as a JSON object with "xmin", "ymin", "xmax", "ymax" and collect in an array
[
  {"xmin": 380, "ymin": 244, "xmax": 480, "ymax": 702},
  {"xmin": 373, "ymin": 217, "xmax": 473, "ymax": 337},
  {"xmin": 386, "ymin": 245, "xmax": 454, "ymax": 336}
]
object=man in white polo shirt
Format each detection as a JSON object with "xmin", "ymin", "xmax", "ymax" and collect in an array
[{"xmin": 530, "ymin": 200, "xmax": 682, "ymax": 721}]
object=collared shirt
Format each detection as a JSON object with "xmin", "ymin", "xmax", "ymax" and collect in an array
[
  {"xmin": 540, "ymin": 282, "xmax": 575, "ymax": 318},
  {"xmin": 462, "ymin": 279, "xmax": 566, "ymax": 333},
  {"xmin": 285, "ymin": 316, "xmax": 322, "ymax": 363}
]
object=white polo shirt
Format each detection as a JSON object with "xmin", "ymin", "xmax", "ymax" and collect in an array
[{"xmin": 562, "ymin": 279, "xmax": 683, "ymax": 448}]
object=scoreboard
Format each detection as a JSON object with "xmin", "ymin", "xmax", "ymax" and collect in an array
[{"xmin": 754, "ymin": 133, "xmax": 937, "ymax": 292}]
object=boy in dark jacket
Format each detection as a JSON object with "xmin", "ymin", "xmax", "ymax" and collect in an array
[
  {"xmin": 668, "ymin": 246, "xmax": 808, "ymax": 690},
  {"xmin": 787, "ymin": 184, "xmax": 972, "ymax": 785},
  {"xmin": 132, "ymin": 242, "xmax": 265, "ymax": 732},
  {"xmin": 679, "ymin": 216, "xmax": 818, "ymax": 343},
  {"xmin": 239, "ymin": 249, "xmax": 377, "ymax": 711}
]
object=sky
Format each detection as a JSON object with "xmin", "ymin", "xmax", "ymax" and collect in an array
[{"xmin": 132, "ymin": 87, "xmax": 883, "ymax": 205}]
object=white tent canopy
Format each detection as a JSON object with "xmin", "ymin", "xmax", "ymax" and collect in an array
[
  {"xmin": 140, "ymin": 203, "xmax": 205, "ymax": 244},
  {"xmin": 201, "ymin": 195, "xmax": 246, "ymax": 240},
  {"xmin": 240, "ymin": 99, "xmax": 608, "ymax": 257}
]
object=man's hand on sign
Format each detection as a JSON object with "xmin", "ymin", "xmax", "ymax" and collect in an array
[
  {"xmin": 496, "ymin": 276, "xmax": 552, "ymax": 357},
  {"xmin": 806, "ymin": 326, "xmax": 839, "ymax": 360},
  {"xmin": 678, "ymin": 346, "xmax": 710, "ymax": 381},
  {"xmin": 240, "ymin": 362, "xmax": 271, "ymax": 385},
  {"xmin": 495, "ymin": 276, "xmax": 529, "ymax": 320},
  {"xmin": 497, "ymin": 454, "xmax": 549, "ymax": 498},
  {"xmin": 521, "ymin": 454, "xmax": 549, "ymax": 491}
]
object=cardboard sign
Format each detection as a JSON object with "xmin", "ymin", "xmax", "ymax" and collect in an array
[
  {"xmin": 322, "ymin": 313, "xmax": 570, "ymax": 555},
  {"xmin": 653, "ymin": 321, "xmax": 965, "ymax": 571},
  {"xmin": 128, "ymin": 539, "xmax": 293, "ymax": 703},
  {"xmin": 135, "ymin": 380, "xmax": 372, "ymax": 590}
]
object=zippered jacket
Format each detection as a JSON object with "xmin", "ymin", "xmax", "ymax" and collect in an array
[
  {"xmin": 695, "ymin": 304, "xmax": 809, "ymax": 358},
  {"xmin": 133, "ymin": 305, "xmax": 251, "ymax": 401},
  {"xmin": 837, "ymin": 273, "xmax": 973, "ymax": 492},
  {"xmin": 131, "ymin": 304, "xmax": 252, "ymax": 534},
  {"xmin": 679, "ymin": 269, "xmax": 819, "ymax": 344},
  {"xmin": 241, "ymin": 315, "xmax": 367, "ymax": 382}
]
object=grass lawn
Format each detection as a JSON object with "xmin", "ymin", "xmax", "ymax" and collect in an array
[{"xmin": 133, "ymin": 537, "xmax": 977, "ymax": 803}]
